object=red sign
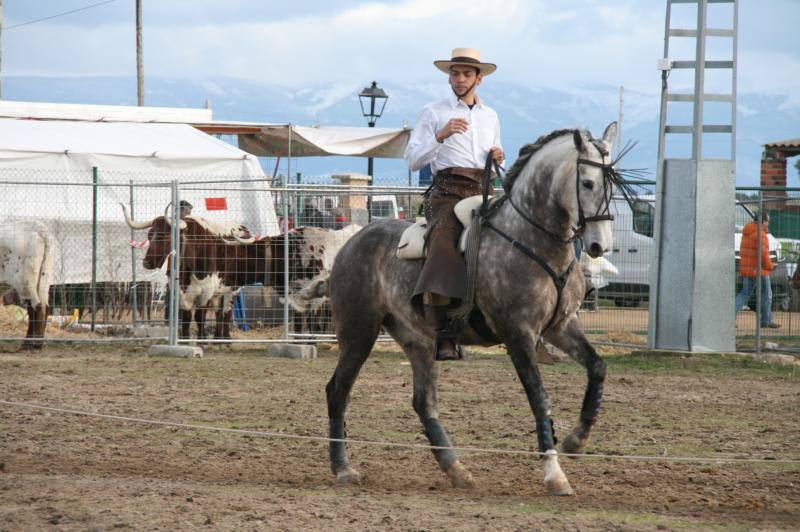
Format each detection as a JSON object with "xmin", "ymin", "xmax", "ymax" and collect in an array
[{"xmin": 205, "ymin": 197, "xmax": 228, "ymax": 211}]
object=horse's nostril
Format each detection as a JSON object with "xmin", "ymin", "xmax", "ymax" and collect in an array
[{"xmin": 589, "ymin": 242, "xmax": 603, "ymax": 256}]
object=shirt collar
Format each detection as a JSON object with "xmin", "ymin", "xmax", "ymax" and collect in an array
[{"xmin": 448, "ymin": 92, "xmax": 484, "ymax": 109}]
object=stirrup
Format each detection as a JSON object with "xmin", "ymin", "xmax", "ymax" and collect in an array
[{"xmin": 434, "ymin": 331, "xmax": 464, "ymax": 361}]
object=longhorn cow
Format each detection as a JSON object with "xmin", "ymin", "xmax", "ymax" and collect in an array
[
  {"xmin": 0, "ymin": 221, "xmax": 54, "ymax": 348},
  {"xmin": 121, "ymin": 205, "xmax": 331, "ymax": 339}
]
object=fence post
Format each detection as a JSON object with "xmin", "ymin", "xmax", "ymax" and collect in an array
[
  {"xmin": 755, "ymin": 191, "xmax": 763, "ymax": 354},
  {"xmin": 91, "ymin": 166, "xmax": 98, "ymax": 333},
  {"xmin": 129, "ymin": 180, "xmax": 139, "ymax": 325},
  {"xmin": 168, "ymin": 180, "xmax": 180, "ymax": 346}
]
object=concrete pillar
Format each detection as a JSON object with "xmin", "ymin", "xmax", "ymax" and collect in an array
[{"xmin": 333, "ymin": 173, "xmax": 371, "ymax": 226}]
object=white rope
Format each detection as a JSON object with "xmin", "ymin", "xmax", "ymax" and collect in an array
[{"xmin": 2, "ymin": 400, "xmax": 798, "ymax": 465}]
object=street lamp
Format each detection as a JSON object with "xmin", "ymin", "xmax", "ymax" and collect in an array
[
  {"xmin": 358, "ymin": 81, "xmax": 389, "ymax": 223},
  {"xmin": 358, "ymin": 81, "xmax": 388, "ymax": 179}
]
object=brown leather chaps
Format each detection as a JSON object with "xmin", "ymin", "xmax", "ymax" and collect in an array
[{"xmin": 411, "ymin": 168, "xmax": 485, "ymax": 306}]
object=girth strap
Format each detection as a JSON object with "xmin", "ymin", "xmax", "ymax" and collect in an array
[{"xmin": 483, "ymin": 220, "xmax": 576, "ymax": 333}]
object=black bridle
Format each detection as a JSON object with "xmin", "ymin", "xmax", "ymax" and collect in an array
[
  {"xmin": 478, "ymin": 136, "xmax": 619, "ymax": 333},
  {"xmin": 576, "ymin": 141, "xmax": 616, "ymax": 230}
]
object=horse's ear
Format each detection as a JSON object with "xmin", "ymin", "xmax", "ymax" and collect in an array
[
  {"xmin": 573, "ymin": 130, "xmax": 587, "ymax": 154},
  {"xmin": 602, "ymin": 121, "xmax": 618, "ymax": 150}
]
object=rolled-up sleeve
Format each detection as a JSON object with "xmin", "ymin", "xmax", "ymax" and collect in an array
[
  {"xmin": 493, "ymin": 112, "xmax": 502, "ymax": 152},
  {"xmin": 404, "ymin": 107, "xmax": 442, "ymax": 171}
]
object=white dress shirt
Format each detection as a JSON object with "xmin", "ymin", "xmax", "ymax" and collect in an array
[{"xmin": 405, "ymin": 92, "xmax": 502, "ymax": 174}]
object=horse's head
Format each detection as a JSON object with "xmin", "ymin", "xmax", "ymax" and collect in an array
[
  {"xmin": 504, "ymin": 122, "xmax": 621, "ymax": 259},
  {"xmin": 568, "ymin": 122, "xmax": 617, "ymax": 258}
]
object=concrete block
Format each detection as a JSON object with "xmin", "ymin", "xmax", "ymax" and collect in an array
[
  {"xmin": 132, "ymin": 326, "xmax": 169, "ymax": 338},
  {"xmin": 267, "ymin": 343, "xmax": 317, "ymax": 359},
  {"xmin": 148, "ymin": 345, "xmax": 204, "ymax": 358},
  {"xmin": 756, "ymin": 353, "xmax": 798, "ymax": 367}
]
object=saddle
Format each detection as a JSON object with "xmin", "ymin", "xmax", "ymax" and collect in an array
[{"xmin": 396, "ymin": 195, "xmax": 490, "ymax": 260}]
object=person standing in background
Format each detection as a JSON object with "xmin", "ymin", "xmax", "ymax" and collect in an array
[{"xmin": 735, "ymin": 212, "xmax": 780, "ymax": 328}]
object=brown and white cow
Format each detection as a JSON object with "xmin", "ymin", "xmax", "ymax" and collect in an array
[
  {"xmin": 0, "ymin": 221, "xmax": 54, "ymax": 348},
  {"xmin": 122, "ymin": 205, "xmax": 333, "ymax": 339}
]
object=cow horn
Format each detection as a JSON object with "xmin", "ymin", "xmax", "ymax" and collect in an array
[
  {"xmin": 230, "ymin": 231, "xmax": 255, "ymax": 244},
  {"xmin": 120, "ymin": 203, "xmax": 153, "ymax": 230}
]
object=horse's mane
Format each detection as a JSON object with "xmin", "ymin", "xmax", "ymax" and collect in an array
[
  {"xmin": 502, "ymin": 128, "xmax": 577, "ymax": 192},
  {"xmin": 502, "ymin": 127, "xmax": 648, "ymax": 207}
]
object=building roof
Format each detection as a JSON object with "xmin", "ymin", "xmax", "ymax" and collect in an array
[
  {"xmin": 764, "ymin": 138, "xmax": 800, "ymax": 151},
  {"xmin": 0, "ymin": 99, "xmax": 212, "ymax": 123}
]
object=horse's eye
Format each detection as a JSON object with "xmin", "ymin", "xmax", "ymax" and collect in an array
[{"xmin": 581, "ymin": 180, "xmax": 595, "ymax": 191}]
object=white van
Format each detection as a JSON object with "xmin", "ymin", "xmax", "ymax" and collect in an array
[
  {"xmin": 601, "ymin": 197, "xmax": 788, "ymax": 307},
  {"xmin": 600, "ymin": 196, "xmax": 657, "ymax": 306},
  {"xmin": 370, "ymin": 195, "xmax": 400, "ymax": 220}
]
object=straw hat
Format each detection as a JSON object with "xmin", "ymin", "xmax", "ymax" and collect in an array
[{"xmin": 434, "ymin": 48, "xmax": 496, "ymax": 76}]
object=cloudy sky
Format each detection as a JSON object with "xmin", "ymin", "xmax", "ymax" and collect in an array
[{"xmin": 3, "ymin": 0, "xmax": 799, "ymax": 99}]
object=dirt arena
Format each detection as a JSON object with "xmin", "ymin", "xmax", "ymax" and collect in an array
[{"xmin": 1, "ymin": 340, "xmax": 798, "ymax": 531}]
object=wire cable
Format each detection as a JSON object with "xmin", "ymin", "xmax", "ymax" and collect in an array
[
  {"xmin": 2, "ymin": 400, "xmax": 798, "ymax": 465},
  {"xmin": 4, "ymin": 0, "xmax": 120, "ymax": 31}
]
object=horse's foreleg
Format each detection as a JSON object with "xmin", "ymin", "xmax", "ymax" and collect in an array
[
  {"xmin": 507, "ymin": 338, "xmax": 573, "ymax": 496},
  {"xmin": 544, "ymin": 317, "xmax": 606, "ymax": 455},
  {"xmin": 325, "ymin": 319, "xmax": 381, "ymax": 484},
  {"xmin": 406, "ymin": 342, "xmax": 475, "ymax": 488}
]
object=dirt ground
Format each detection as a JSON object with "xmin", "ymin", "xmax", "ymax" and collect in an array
[{"xmin": 1, "ymin": 341, "xmax": 799, "ymax": 531}]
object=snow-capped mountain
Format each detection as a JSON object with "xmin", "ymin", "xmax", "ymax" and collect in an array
[{"xmin": 4, "ymin": 76, "xmax": 798, "ymax": 187}]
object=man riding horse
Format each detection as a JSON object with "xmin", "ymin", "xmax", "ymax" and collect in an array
[{"xmin": 405, "ymin": 47, "xmax": 505, "ymax": 361}]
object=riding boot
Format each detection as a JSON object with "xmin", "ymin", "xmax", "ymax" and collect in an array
[{"xmin": 427, "ymin": 304, "xmax": 464, "ymax": 361}]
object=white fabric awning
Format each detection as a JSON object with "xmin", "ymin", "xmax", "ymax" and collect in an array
[{"xmin": 238, "ymin": 124, "xmax": 411, "ymax": 158}]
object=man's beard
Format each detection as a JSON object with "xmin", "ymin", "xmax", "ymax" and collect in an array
[{"xmin": 451, "ymin": 78, "xmax": 478, "ymax": 99}]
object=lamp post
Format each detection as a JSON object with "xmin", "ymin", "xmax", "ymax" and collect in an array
[{"xmin": 359, "ymin": 81, "xmax": 388, "ymax": 221}]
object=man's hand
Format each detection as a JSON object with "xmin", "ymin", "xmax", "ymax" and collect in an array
[
  {"xmin": 435, "ymin": 118, "xmax": 469, "ymax": 143},
  {"xmin": 490, "ymin": 146, "xmax": 504, "ymax": 164}
]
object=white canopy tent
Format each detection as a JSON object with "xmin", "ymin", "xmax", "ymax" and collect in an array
[
  {"xmin": 0, "ymin": 118, "xmax": 280, "ymax": 284},
  {"xmin": 235, "ymin": 124, "xmax": 411, "ymax": 158}
]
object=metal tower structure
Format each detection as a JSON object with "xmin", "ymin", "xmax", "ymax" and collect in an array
[{"xmin": 648, "ymin": 0, "xmax": 739, "ymax": 351}]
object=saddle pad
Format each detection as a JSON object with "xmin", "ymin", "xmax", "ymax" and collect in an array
[
  {"xmin": 397, "ymin": 195, "xmax": 492, "ymax": 260},
  {"xmin": 396, "ymin": 217, "xmax": 427, "ymax": 259}
]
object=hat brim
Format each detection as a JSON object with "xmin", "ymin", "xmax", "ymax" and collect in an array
[{"xmin": 434, "ymin": 60, "xmax": 496, "ymax": 76}]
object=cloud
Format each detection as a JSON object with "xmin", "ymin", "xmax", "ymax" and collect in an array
[{"xmin": 3, "ymin": 0, "xmax": 797, "ymax": 98}]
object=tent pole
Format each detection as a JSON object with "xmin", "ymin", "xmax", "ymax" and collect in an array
[
  {"xmin": 283, "ymin": 125, "xmax": 292, "ymax": 341},
  {"xmin": 91, "ymin": 167, "xmax": 98, "ymax": 332}
]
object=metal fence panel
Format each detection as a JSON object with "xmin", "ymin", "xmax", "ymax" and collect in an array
[{"xmin": 1, "ymin": 166, "xmax": 798, "ymax": 354}]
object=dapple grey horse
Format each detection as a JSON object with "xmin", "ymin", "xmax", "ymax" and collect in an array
[{"xmin": 326, "ymin": 124, "xmax": 619, "ymax": 495}]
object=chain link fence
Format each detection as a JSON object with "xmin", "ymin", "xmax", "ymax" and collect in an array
[{"xmin": 1, "ymin": 167, "xmax": 798, "ymax": 354}]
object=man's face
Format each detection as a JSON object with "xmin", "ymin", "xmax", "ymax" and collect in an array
[{"xmin": 449, "ymin": 65, "xmax": 482, "ymax": 97}]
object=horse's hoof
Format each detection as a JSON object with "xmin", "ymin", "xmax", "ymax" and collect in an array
[
  {"xmin": 445, "ymin": 461, "xmax": 476, "ymax": 489},
  {"xmin": 545, "ymin": 476, "xmax": 574, "ymax": 496},
  {"xmin": 335, "ymin": 467, "xmax": 361, "ymax": 484},
  {"xmin": 543, "ymin": 450, "xmax": 573, "ymax": 495},
  {"xmin": 561, "ymin": 431, "xmax": 589, "ymax": 456}
]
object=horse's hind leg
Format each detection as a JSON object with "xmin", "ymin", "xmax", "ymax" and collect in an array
[
  {"xmin": 543, "ymin": 316, "xmax": 606, "ymax": 455},
  {"xmin": 401, "ymin": 337, "xmax": 475, "ymax": 488},
  {"xmin": 506, "ymin": 335, "xmax": 573, "ymax": 496},
  {"xmin": 325, "ymin": 315, "xmax": 382, "ymax": 484}
]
